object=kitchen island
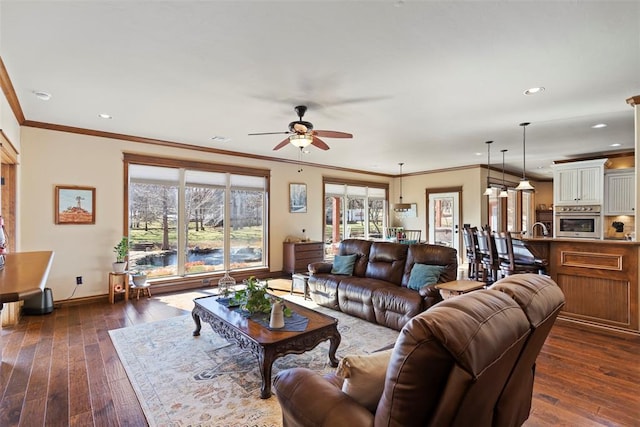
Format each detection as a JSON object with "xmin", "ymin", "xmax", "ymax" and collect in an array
[{"xmin": 516, "ymin": 236, "xmax": 639, "ymax": 334}]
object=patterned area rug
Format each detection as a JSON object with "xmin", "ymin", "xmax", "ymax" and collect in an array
[{"xmin": 109, "ymin": 295, "xmax": 399, "ymax": 427}]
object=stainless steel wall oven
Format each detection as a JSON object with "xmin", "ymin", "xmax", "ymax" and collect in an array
[{"xmin": 555, "ymin": 205, "xmax": 602, "ymax": 239}]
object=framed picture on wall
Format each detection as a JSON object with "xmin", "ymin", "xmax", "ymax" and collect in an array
[
  {"xmin": 55, "ymin": 185, "xmax": 96, "ymax": 224},
  {"xmin": 289, "ymin": 183, "xmax": 307, "ymax": 213}
]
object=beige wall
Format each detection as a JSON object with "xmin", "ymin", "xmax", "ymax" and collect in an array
[{"xmin": 18, "ymin": 127, "xmax": 390, "ymax": 300}]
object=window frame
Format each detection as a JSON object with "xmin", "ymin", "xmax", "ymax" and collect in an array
[{"xmin": 123, "ymin": 153, "xmax": 270, "ymax": 284}]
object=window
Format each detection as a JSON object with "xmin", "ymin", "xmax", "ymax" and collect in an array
[
  {"xmin": 125, "ymin": 154, "xmax": 269, "ymax": 280},
  {"xmin": 323, "ymin": 179, "xmax": 388, "ymax": 258}
]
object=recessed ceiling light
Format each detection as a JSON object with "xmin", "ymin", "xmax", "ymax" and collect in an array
[
  {"xmin": 591, "ymin": 123, "xmax": 607, "ymax": 129},
  {"xmin": 98, "ymin": 113, "xmax": 112, "ymax": 119},
  {"xmin": 474, "ymin": 152, "xmax": 483, "ymax": 156},
  {"xmin": 610, "ymin": 143, "xmax": 622, "ymax": 147},
  {"xmin": 33, "ymin": 91, "xmax": 52, "ymax": 101},
  {"xmin": 523, "ymin": 87, "xmax": 545, "ymax": 95}
]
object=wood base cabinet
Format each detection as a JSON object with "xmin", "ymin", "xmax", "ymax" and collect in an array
[
  {"xmin": 283, "ymin": 241, "xmax": 324, "ymax": 274},
  {"xmin": 547, "ymin": 240, "xmax": 639, "ymax": 333}
]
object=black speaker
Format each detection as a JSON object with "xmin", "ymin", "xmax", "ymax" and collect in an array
[{"xmin": 22, "ymin": 288, "xmax": 54, "ymax": 315}]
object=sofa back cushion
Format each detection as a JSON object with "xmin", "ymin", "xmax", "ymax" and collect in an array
[
  {"xmin": 338, "ymin": 239, "xmax": 373, "ymax": 277},
  {"xmin": 364, "ymin": 242, "xmax": 408, "ymax": 286},
  {"xmin": 402, "ymin": 243, "xmax": 458, "ymax": 288},
  {"xmin": 375, "ymin": 290, "xmax": 531, "ymax": 426}
]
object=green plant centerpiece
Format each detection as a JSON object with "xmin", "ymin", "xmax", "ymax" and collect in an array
[{"xmin": 231, "ymin": 276, "xmax": 292, "ymax": 317}]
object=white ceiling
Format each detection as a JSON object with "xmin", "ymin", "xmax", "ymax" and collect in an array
[{"xmin": 1, "ymin": 1, "xmax": 638, "ymax": 177}]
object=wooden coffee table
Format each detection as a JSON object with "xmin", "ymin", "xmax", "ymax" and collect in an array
[{"xmin": 192, "ymin": 295, "xmax": 341, "ymax": 398}]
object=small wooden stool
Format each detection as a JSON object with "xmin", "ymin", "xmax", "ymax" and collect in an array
[{"xmin": 131, "ymin": 285, "xmax": 152, "ymax": 300}]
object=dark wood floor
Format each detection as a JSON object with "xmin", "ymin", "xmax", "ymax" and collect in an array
[{"xmin": 1, "ymin": 285, "xmax": 639, "ymax": 427}]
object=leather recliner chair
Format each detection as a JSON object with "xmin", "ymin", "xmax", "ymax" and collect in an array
[{"xmin": 273, "ymin": 274, "xmax": 565, "ymax": 427}]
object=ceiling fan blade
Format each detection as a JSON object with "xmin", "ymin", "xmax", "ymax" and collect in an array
[
  {"xmin": 248, "ymin": 131, "xmax": 291, "ymax": 136},
  {"xmin": 273, "ymin": 137, "xmax": 291, "ymax": 151},
  {"xmin": 313, "ymin": 130, "xmax": 353, "ymax": 138},
  {"xmin": 312, "ymin": 136, "xmax": 330, "ymax": 150}
]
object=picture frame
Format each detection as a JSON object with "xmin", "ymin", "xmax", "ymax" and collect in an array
[
  {"xmin": 289, "ymin": 183, "xmax": 307, "ymax": 213},
  {"xmin": 55, "ymin": 185, "xmax": 96, "ymax": 224}
]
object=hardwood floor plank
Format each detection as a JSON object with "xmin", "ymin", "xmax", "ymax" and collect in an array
[
  {"xmin": 68, "ymin": 343, "xmax": 92, "ymax": 419},
  {"xmin": 18, "ymin": 396, "xmax": 46, "ymax": 427},
  {"xmin": 44, "ymin": 339, "xmax": 69, "ymax": 425}
]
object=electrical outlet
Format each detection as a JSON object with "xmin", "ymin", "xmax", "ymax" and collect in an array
[
  {"xmin": 76, "ymin": 276, "xmax": 83, "ymax": 285},
  {"xmin": 202, "ymin": 279, "xmax": 211, "ymax": 286}
]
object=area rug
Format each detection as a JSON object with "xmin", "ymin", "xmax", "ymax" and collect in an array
[{"xmin": 109, "ymin": 296, "xmax": 399, "ymax": 427}]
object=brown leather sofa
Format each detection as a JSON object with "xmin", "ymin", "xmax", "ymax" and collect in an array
[
  {"xmin": 273, "ymin": 274, "xmax": 565, "ymax": 427},
  {"xmin": 307, "ymin": 239, "xmax": 458, "ymax": 331}
]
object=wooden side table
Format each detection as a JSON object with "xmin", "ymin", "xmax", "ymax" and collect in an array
[
  {"xmin": 435, "ymin": 280, "xmax": 485, "ymax": 300},
  {"xmin": 108, "ymin": 272, "xmax": 129, "ymax": 303}
]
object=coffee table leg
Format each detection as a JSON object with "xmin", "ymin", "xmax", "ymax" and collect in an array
[
  {"xmin": 192, "ymin": 311, "xmax": 202, "ymax": 336},
  {"xmin": 328, "ymin": 330, "xmax": 341, "ymax": 367},
  {"xmin": 258, "ymin": 348, "xmax": 274, "ymax": 399}
]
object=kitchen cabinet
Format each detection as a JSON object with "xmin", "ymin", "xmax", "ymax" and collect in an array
[
  {"xmin": 604, "ymin": 168, "xmax": 635, "ymax": 215},
  {"xmin": 553, "ymin": 159, "xmax": 607, "ymax": 206},
  {"xmin": 283, "ymin": 241, "xmax": 324, "ymax": 274}
]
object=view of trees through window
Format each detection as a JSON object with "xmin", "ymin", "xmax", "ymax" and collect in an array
[
  {"xmin": 127, "ymin": 162, "xmax": 267, "ymax": 279},
  {"xmin": 323, "ymin": 182, "xmax": 387, "ymax": 257}
]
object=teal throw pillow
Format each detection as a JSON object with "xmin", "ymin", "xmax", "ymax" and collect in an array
[
  {"xmin": 407, "ymin": 264, "xmax": 445, "ymax": 290},
  {"xmin": 331, "ymin": 254, "xmax": 357, "ymax": 275}
]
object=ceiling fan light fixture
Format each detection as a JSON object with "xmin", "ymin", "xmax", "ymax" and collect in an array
[{"xmin": 289, "ymin": 134, "xmax": 313, "ymax": 148}]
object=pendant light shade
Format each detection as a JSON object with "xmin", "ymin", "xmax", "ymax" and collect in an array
[
  {"xmin": 499, "ymin": 149, "xmax": 509, "ymax": 198},
  {"xmin": 393, "ymin": 162, "xmax": 412, "ymax": 212},
  {"xmin": 515, "ymin": 122, "xmax": 535, "ymax": 191},
  {"xmin": 483, "ymin": 141, "xmax": 494, "ymax": 196}
]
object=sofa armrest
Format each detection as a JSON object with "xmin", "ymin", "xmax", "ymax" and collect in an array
[
  {"xmin": 418, "ymin": 284, "xmax": 443, "ymax": 310},
  {"xmin": 309, "ymin": 262, "xmax": 333, "ymax": 274},
  {"xmin": 274, "ymin": 368, "xmax": 374, "ymax": 426}
]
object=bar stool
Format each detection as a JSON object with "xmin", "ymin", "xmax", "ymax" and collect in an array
[
  {"xmin": 475, "ymin": 230, "xmax": 500, "ymax": 284},
  {"xmin": 462, "ymin": 226, "xmax": 482, "ymax": 280},
  {"xmin": 494, "ymin": 232, "xmax": 543, "ymax": 277}
]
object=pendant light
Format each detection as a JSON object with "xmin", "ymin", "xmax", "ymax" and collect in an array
[
  {"xmin": 499, "ymin": 149, "xmax": 509, "ymax": 198},
  {"xmin": 483, "ymin": 141, "xmax": 494, "ymax": 196},
  {"xmin": 515, "ymin": 122, "xmax": 535, "ymax": 191},
  {"xmin": 393, "ymin": 162, "xmax": 412, "ymax": 212}
]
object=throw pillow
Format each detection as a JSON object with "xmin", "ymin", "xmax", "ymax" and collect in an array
[
  {"xmin": 331, "ymin": 254, "xmax": 357, "ymax": 275},
  {"xmin": 407, "ymin": 263, "xmax": 445, "ymax": 290},
  {"xmin": 336, "ymin": 349, "xmax": 393, "ymax": 412}
]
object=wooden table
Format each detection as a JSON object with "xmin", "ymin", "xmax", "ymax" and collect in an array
[
  {"xmin": 192, "ymin": 295, "xmax": 341, "ymax": 398},
  {"xmin": 0, "ymin": 251, "xmax": 55, "ymax": 308},
  {"xmin": 435, "ymin": 280, "xmax": 485, "ymax": 299},
  {"xmin": 0, "ymin": 251, "xmax": 54, "ymax": 362}
]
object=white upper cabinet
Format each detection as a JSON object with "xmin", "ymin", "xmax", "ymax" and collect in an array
[
  {"xmin": 604, "ymin": 169, "xmax": 635, "ymax": 215},
  {"xmin": 553, "ymin": 159, "xmax": 607, "ymax": 206}
]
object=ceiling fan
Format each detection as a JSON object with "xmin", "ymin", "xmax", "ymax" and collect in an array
[{"xmin": 248, "ymin": 105, "xmax": 353, "ymax": 151}]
